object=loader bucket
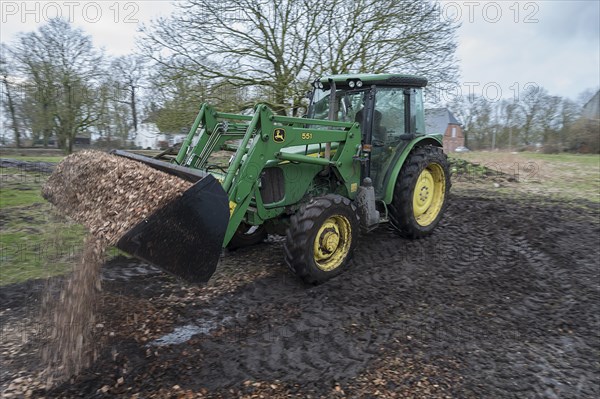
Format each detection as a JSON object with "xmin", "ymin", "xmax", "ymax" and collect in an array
[
  {"xmin": 110, "ymin": 150, "xmax": 209, "ymax": 183},
  {"xmin": 115, "ymin": 174, "xmax": 229, "ymax": 283}
]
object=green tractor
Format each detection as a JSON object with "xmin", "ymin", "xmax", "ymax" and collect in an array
[{"xmin": 113, "ymin": 73, "xmax": 450, "ymax": 284}]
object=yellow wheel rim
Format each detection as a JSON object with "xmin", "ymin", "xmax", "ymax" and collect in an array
[
  {"xmin": 313, "ymin": 215, "xmax": 352, "ymax": 271},
  {"xmin": 413, "ymin": 163, "xmax": 446, "ymax": 227}
]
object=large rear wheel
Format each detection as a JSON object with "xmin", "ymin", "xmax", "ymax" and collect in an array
[
  {"xmin": 389, "ymin": 145, "xmax": 450, "ymax": 238},
  {"xmin": 284, "ymin": 194, "xmax": 359, "ymax": 284}
]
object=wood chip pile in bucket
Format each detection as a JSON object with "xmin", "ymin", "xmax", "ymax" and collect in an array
[
  {"xmin": 42, "ymin": 150, "xmax": 192, "ymax": 244},
  {"xmin": 41, "ymin": 150, "xmax": 192, "ymax": 381}
]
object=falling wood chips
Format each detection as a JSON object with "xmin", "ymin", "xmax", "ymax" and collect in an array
[
  {"xmin": 43, "ymin": 150, "xmax": 192, "ymax": 244},
  {"xmin": 41, "ymin": 150, "xmax": 193, "ymax": 382}
]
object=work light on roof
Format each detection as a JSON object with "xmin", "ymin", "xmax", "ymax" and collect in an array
[
  {"xmin": 356, "ymin": 80, "xmax": 363, "ymax": 88},
  {"xmin": 348, "ymin": 80, "xmax": 355, "ymax": 88}
]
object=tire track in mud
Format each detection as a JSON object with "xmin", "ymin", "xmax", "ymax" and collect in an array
[
  {"xmin": 7, "ymin": 192, "xmax": 600, "ymax": 397},
  {"xmin": 114, "ymin": 194, "xmax": 598, "ymax": 397},
  {"xmin": 417, "ymin": 196, "xmax": 600, "ymax": 398}
]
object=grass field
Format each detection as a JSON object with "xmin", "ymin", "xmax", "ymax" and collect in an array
[
  {"xmin": 0, "ymin": 159, "xmax": 85, "ymax": 285},
  {"xmin": 450, "ymin": 151, "xmax": 600, "ymax": 202},
  {"xmin": 3, "ymin": 155, "xmax": 65, "ymax": 163}
]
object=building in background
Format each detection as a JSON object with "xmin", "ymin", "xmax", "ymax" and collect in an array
[
  {"xmin": 134, "ymin": 123, "xmax": 186, "ymax": 149},
  {"xmin": 581, "ymin": 90, "xmax": 600, "ymax": 120},
  {"xmin": 134, "ymin": 122, "xmax": 161, "ymax": 149},
  {"xmin": 425, "ymin": 108, "xmax": 464, "ymax": 152}
]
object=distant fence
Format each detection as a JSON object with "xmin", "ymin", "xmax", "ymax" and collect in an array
[{"xmin": 0, "ymin": 147, "xmax": 66, "ymax": 157}]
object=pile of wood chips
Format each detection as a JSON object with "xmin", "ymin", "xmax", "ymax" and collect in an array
[
  {"xmin": 42, "ymin": 150, "xmax": 192, "ymax": 245},
  {"xmin": 41, "ymin": 150, "xmax": 192, "ymax": 382}
]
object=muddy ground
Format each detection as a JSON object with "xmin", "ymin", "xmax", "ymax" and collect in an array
[{"xmin": 1, "ymin": 187, "xmax": 599, "ymax": 398}]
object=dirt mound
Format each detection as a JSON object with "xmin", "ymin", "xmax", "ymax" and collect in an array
[
  {"xmin": 449, "ymin": 158, "xmax": 517, "ymax": 183},
  {"xmin": 39, "ymin": 150, "xmax": 192, "ymax": 382}
]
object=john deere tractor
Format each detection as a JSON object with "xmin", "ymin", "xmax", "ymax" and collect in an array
[{"xmin": 111, "ymin": 73, "xmax": 450, "ymax": 284}]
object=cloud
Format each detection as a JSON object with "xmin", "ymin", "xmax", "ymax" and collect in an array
[
  {"xmin": 539, "ymin": 0, "xmax": 600, "ymax": 40},
  {"xmin": 0, "ymin": 1, "xmax": 175, "ymax": 56},
  {"xmin": 1, "ymin": 1, "xmax": 597, "ymax": 100},
  {"xmin": 447, "ymin": 0, "xmax": 600, "ymax": 100}
]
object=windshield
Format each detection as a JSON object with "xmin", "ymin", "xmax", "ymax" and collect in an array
[{"xmin": 309, "ymin": 89, "xmax": 368, "ymax": 122}]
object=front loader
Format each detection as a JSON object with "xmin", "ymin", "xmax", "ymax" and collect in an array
[{"xmin": 97, "ymin": 74, "xmax": 451, "ymax": 284}]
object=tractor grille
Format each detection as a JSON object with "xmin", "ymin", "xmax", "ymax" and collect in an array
[{"xmin": 260, "ymin": 167, "xmax": 285, "ymax": 204}]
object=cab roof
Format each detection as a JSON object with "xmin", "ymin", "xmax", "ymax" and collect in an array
[{"xmin": 317, "ymin": 73, "xmax": 427, "ymax": 88}]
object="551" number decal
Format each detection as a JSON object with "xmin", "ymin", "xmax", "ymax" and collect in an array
[{"xmin": 301, "ymin": 132, "xmax": 313, "ymax": 140}]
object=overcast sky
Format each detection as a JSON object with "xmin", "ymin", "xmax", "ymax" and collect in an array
[{"xmin": 1, "ymin": 1, "xmax": 598, "ymax": 102}]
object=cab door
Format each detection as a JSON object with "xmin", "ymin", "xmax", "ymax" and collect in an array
[{"xmin": 369, "ymin": 87, "xmax": 407, "ymax": 197}]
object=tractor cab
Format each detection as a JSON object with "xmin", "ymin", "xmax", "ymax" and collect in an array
[{"xmin": 308, "ymin": 73, "xmax": 428, "ymax": 197}]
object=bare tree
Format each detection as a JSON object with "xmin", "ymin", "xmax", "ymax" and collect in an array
[
  {"xmin": 538, "ymin": 94, "xmax": 562, "ymax": 149},
  {"xmin": 147, "ymin": 65, "xmax": 211, "ymax": 133},
  {"xmin": 111, "ymin": 55, "xmax": 145, "ymax": 135},
  {"xmin": 447, "ymin": 94, "xmax": 486, "ymax": 148},
  {"xmin": 519, "ymin": 85, "xmax": 548, "ymax": 146},
  {"xmin": 558, "ymin": 99, "xmax": 581, "ymax": 149},
  {"xmin": 94, "ymin": 77, "xmax": 133, "ymax": 147},
  {"xmin": 502, "ymin": 100, "xmax": 525, "ymax": 151},
  {"xmin": 141, "ymin": 0, "xmax": 459, "ymax": 116},
  {"xmin": 145, "ymin": 62, "xmax": 254, "ymax": 133},
  {"xmin": 6, "ymin": 18, "xmax": 104, "ymax": 153},
  {"xmin": 311, "ymin": 1, "xmax": 458, "ymax": 81},
  {"xmin": 0, "ymin": 46, "xmax": 22, "ymax": 147}
]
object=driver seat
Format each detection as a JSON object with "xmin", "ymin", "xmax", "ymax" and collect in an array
[{"xmin": 355, "ymin": 108, "xmax": 386, "ymax": 144}]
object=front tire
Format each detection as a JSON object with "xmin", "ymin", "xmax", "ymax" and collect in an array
[
  {"xmin": 284, "ymin": 195, "xmax": 359, "ymax": 284},
  {"xmin": 389, "ymin": 145, "xmax": 450, "ymax": 238}
]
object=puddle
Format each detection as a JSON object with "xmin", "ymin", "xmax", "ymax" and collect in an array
[
  {"xmin": 102, "ymin": 261, "xmax": 163, "ymax": 281},
  {"xmin": 149, "ymin": 321, "xmax": 218, "ymax": 346},
  {"xmin": 149, "ymin": 314, "xmax": 237, "ymax": 346}
]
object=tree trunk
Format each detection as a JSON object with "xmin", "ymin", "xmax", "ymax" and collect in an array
[
  {"xmin": 131, "ymin": 86, "xmax": 138, "ymax": 135},
  {"xmin": 274, "ymin": 93, "xmax": 287, "ymax": 116},
  {"xmin": 2, "ymin": 75, "xmax": 21, "ymax": 147},
  {"xmin": 58, "ymin": 135, "xmax": 66, "ymax": 151},
  {"xmin": 42, "ymin": 104, "xmax": 52, "ymax": 147}
]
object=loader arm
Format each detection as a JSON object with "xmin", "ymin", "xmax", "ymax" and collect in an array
[
  {"xmin": 166, "ymin": 103, "xmax": 363, "ymax": 246},
  {"xmin": 110, "ymin": 103, "xmax": 361, "ymax": 282},
  {"xmin": 116, "ymin": 104, "xmax": 362, "ymax": 239}
]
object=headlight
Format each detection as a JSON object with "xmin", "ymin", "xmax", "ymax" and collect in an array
[
  {"xmin": 348, "ymin": 80, "xmax": 355, "ymax": 88},
  {"xmin": 356, "ymin": 80, "xmax": 363, "ymax": 88}
]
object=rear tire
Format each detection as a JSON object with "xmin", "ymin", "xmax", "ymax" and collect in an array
[
  {"xmin": 389, "ymin": 145, "xmax": 450, "ymax": 238},
  {"xmin": 284, "ymin": 194, "xmax": 359, "ymax": 284}
]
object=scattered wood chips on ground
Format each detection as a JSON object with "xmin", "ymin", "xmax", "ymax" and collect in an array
[{"xmin": 41, "ymin": 150, "xmax": 192, "ymax": 383}]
